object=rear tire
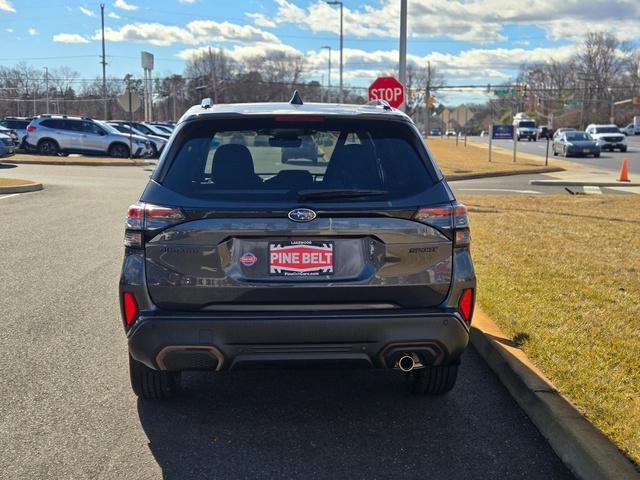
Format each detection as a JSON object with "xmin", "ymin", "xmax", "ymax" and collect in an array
[
  {"xmin": 129, "ymin": 355, "xmax": 181, "ymax": 400},
  {"xmin": 621, "ymin": 146, "xmax": 627, "ymax": 153},
  {"xmin": 37, "ymin": 139, "xmax": 59, "ymax": 156},
  {"xmin": 408, "ymin": 364, "xmax": 459, "ymax": 395}
]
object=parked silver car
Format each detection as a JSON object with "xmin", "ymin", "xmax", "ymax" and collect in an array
[
  {"xmin": 25, "ymin": 115, "xmax": 153, "ymax": 158},
  {"xmin": 0, "ymin": 132, "xmax": 16, "ymax": 157},
  {"xmin": 107, "ymin": 122, "xmax": 167, "ymax": 157},
  {"xmin": 0, "ymin": 117, "xmax": 32, "ymax": 148}
]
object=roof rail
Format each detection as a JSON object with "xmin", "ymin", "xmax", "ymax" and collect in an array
[
  {"xmin": 201, "ymin": 98, "xmax": 212, "ymax": 109},
  {"xmin": 366, "ymin": 99, "xmax": 392, "ymax": 111},
  {"xmin": 289, "ymin": 90, "xmax": 304, "ymax": 105}
]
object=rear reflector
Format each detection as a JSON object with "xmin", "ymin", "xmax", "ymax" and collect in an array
[
  {"xmin": 122, "ymin": 292, "xmax": 139, "ymax": 326},
  {"xmin": 459, "ymin": 288, "xmax": 474, "ymax": 324},
  {"xmin": 26, "ymin": 125, "xmax": 36, "ymax": 132}
]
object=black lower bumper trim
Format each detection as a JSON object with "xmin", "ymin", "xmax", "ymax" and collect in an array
[{"xmin": 127, "ymin": 310, "xmax": 470, "ymax": 371}]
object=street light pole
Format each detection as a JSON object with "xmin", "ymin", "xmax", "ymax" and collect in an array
[
  {"xmin": 326, "ymin": 1, "xmax": 343, "ymax": 103},
  {"xmin": 399, "ymin": 0, "xmax": 407, "ymax": 85},
  {"xmin": 44, "ymin": 67, "xmax": 49, "ymax": 114},
  {"xmin": 100, "ymin": 3, "xmax": 108, "ymax": 120},
  {"xmin": 321, "ymin": 46, "xmax": 331, "ymax": 102}
]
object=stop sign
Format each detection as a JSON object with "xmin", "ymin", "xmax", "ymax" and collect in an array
[{"xmin": 368, "ymin": 76, "xmax": 405, "ymax": 108}]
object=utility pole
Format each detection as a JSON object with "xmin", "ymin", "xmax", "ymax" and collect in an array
[
  {"xmin": 399, "ymin": 0, "xmax": 408, "ymax": 111},
  {"xmin": 100, "ymin": 3, "xmax": 108, "ymax": 120},
  {"xmin": 44, "ymin": 67, "xmax": 49, "ymax": 114},
  {"xmin": 326, "ymin": 2, "xmax": 343, "ymax": 103},
  {"xmin": 425, "ymin": 61, "xmax": 431, "ymax": 136}
]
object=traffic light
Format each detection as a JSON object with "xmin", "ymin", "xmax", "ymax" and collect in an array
[{"xmin": 519, "ymin": 83, "xmax": 528, "ymax": 98}]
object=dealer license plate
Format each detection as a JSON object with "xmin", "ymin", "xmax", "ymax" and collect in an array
[{"xmin": 269, "ymin": 241, "xmax": 334, "ymax": 276}]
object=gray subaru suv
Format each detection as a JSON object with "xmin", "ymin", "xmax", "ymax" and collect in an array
[{"xmin": 120, "ymin": 94, "xmax": 476, "ymax": 399}]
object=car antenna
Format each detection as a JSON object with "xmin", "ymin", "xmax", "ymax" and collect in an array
[{"xmin": 289, "ymin": 90, "xmax": 304, "ymax": 106}]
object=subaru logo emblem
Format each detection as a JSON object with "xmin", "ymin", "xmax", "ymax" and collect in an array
[{"xmin": 288, "ymin": 208, "xmax": 317, "ymax": 222}]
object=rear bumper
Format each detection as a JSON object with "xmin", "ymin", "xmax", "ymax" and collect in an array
[{"xmin": 127, "ymin": 310, "xmax": 470, "ymax": 371}]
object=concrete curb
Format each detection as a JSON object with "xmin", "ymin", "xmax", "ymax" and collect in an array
[
  {"xmin": 447, "ymin": 166, "xmax": 564, "ymax": 182},
  {"xmin": 0, "ymin": 182, "xmax": 43, "ymax": 194},
  {"xmin": 470, "ymin": 308, "xmax": 640, "ymax": 480},
  {"xmin": 530, "ymin": 179, "xmax": 640, "ymax": 187},
  {"xmin": 4, "ymin": 159, "xmax": 151, "ymax": 167}
]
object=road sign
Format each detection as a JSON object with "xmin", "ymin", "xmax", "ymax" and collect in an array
[
  {"xmin": 493, "ymin": 88, "xmax": 510, "ymax": 97},
  {"xmin": 491, "ymin": 125, "xmax": 514, "ymax": 140},
  {"xmin": 563, "ymin": 100, "xmax": 582, "ymax": 109},
  {"xmin": 368, "ymin": 76, "xmax": 405, "ymax": 109},
  {"xmin": 117, "ymin": 92, "xmax": 142, "ymax": 113}
]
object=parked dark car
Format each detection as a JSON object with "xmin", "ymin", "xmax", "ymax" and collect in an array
[
  {"xmin": 552, "ymin": 130, "xmax": 600, "ymax": 158},
  {"xmin": 120, "ymin": 94, "xmax": 476, "ymax": 399},
  {"xmin": 536, "ymin": 126, "xmax": 554, "ymax": 140},
  {"xmin": 429, "ymin": 127, "xmax": 442, "ymax": 136}
]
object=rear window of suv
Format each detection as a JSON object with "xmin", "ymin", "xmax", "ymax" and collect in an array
[{"xmin": 162, "ymin": 117, "xmax": 435, "ymax": 202}]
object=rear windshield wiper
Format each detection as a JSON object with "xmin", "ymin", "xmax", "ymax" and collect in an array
[{"xmin": 297, "ymin": 189, "xmax": 389, "ymax": 201}]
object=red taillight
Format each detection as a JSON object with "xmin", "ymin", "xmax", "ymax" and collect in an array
[
  {"xmin": 414, "ymin": 201, "xmax": 470, "ymax": 247},
  {"xmin": 124, "ymin": 202, "xmax": 185, "ymax": 247},
  {"xmin": 122, "ymin": 292, "xmax": 139, "ymax": 326},
  {"xmin": 459, "ymin": 288, "xmax": 474, "ymax": 324},
  {"xmin": 26, "ymin": 125, "xmax": 36, "ymax": 132},
  {"xmin": 274, "ymin": 115, "xmax": 325, "ymax": 123}
]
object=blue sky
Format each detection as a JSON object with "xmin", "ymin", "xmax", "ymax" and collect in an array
[{"xmin": 1, "ymin": 0, "xmax": 639, "ymax": 105}]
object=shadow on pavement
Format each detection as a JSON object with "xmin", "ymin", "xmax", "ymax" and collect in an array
[
  {"xmin": 0, "ymin": 162, "xmax": 18, "ymax": 169},
  {"xmin": 136, "ymin": 348, "xmax": 573, "ymax": 480}
]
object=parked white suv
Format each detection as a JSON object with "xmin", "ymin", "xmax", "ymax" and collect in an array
[
  {"xmin": 620, "ymin": 123, "xmax": 640, "ymax": 136},
  {"xmin": 25, "ymin": 115, "xmax": 153, "ymax": 157},
  {"xmin": 585, "ymin": 124, "xmax": 627, "ymax": 152}
]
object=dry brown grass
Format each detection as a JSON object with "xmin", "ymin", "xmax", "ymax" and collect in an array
[
  {"xmin": 461, "ymin": 194, "xmax": 640, "ymax": 465},
  {"xmin": 426, "ymin": 137, "xmax": 561, "ymax": 177},
  {"xmin": 0, "ymin": 177, "xmax": 38, "ymax": 187},
  {"xmin": 7, "ymin": 154, "xmax": 143, "ymax": 165}
]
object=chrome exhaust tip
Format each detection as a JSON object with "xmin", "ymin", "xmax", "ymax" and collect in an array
[{"xmin": 398, "ymin": 354, "xmax": 416, "ymax": 372}]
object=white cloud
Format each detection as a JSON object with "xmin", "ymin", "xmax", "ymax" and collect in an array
[
  {"xmin": 79, "ymin": 6, "xmax": 95, "ymax": 17},
  {"xmin": 113, "ymin": 0, "xmax": 138, "ymax": 11},
  {"xmin": 245, "ymin": 13, "xmax": 276, "ymax": 28},
  {"xmin": 6, "ymin": 28, "xmax": 13, "ymax": 33},
  {"xmin": 108, "ymin": 11, "xmax": 121, "ymax": 19},
  {"xmin": 187, "ymin": 20, "xmax": 280, "ymax": 43},
  {"xmin": 177, "ymin": 43, "xmax": 302, "ymax": 61},
  {"xmin": 53, "ymin": 33, "xmax": 90, "ymax": 44},
  {"xmin": 28, "ymin": 28, "xmax": 38, "ymax": 36},
  {"xmin": 178, "ymin": 0, "xmax": 196, "ymax": 3},
  {"xmin": 97, "ymin": 23, "xmax": 196, "ymax": 46},
  {"xmin": 251, "ymin": 0, "xmax": 640, "ymax": 43},
  {"xmin": 0, "ymin": 0, "xmax": 15, "ymax": 13},
  {"xmin": 301, "ymin": 44, "xmax": 578, "ymax": 82},
  {"xmin": 93, "ymin": 19, "xmax": 281, "ymax": 46}
]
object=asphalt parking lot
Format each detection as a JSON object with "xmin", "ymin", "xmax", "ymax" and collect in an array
[{"xmin": 0, "ymin": 163, "xmax": 574, "ymax": 479}]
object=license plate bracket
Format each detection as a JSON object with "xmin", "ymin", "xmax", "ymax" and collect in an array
[{"xmin": 269, "ymin": 241, "xmax": 334, "ymax": 276}]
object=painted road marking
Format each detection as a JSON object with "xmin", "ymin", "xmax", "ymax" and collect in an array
[
  {"xmin": 457, "ymin": 188, "xmax": 542, "ymax": 194},
  {"xmin": 0, "ymin": 193, "xmax": 19, "ymax": 200}
]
